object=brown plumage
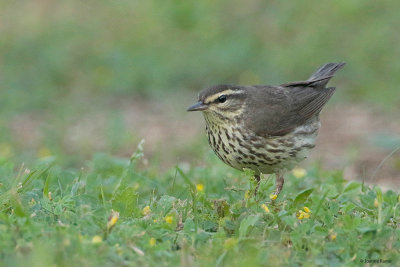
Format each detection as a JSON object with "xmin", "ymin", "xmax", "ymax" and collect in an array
[{"xmin": 188, "ymin": 62, "xmax": 345, "ymax": 197}]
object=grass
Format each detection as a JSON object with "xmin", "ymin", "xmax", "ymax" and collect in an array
[
  {"xmin": 1, "ymin": 1, "xmax": 400, "ymax": 167},
  {"xmin": 0, "ymin": 144, "xmax": 399, "ymax": 266},
  {"xmin": 1, "ymin": 1, "xmax": 399, "ymax": 265}
]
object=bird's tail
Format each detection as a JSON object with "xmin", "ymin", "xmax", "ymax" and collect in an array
[
  {"xmin": 281, "ymin": 62, "xmax": 345, "ymax": 88},
  {"xmin": 307, "ymin": 62, "xmax": 346, "ymax": 87},
  {"xmin": 308, "ymin": 62, "xmax": 346, "ymax": 81}
]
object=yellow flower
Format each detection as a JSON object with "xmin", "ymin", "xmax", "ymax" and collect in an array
[
  {"xmin": 330, "ymin": 234, "xmax": 337, "ymax": 241},
  {"xmin": 92, "ymin": 235, "xmax": 102, "ymax": 244},
  {"xmin": 142, "ymin": 205, "xmax": 151, "ymax": 216},
  {"xmin": 261, "ymin": 204, "xmax": 270, "ymax": 213},
  {"xmin": 297, "ymin": 207, "xmax": 311, "ymax": 220},
  {"xmin": 297, "ymin": 211, "xmax": 305, "ymax": 220},
  {"xmin": 153, "ymin": 219, "xmax": 158, "ymax": 223},
  {"xmin": 107, "ymin": 210, "xmax": 119, "ymax": 230},
  {"xmin": 109, "ymin": 216, "xmax": 118, "ymax": 227},
  {"xmin": 269, "ymin": 194, "xmax": 278, "ymax": 200},
  {"xmin": 196, "ymin": 183, "xmax": 204, "ymax": 192},
  {"xmin": 374, "ymin": 198, "xmax": 379, "ymax": 207},
  {"xmin": 165, "ymin": 215, "xmax": 173, "ymax": 224},
  {"xmin": 149, "ymin": 238, "xmax": 156, "ymax": 247},
  {"xmin": 292, "ymin": 168, "xmax": 307, "ymax": 178}
]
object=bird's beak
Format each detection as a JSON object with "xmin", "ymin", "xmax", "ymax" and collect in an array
[{"xmin": 187, "ymin": 101, "xmax": 208, "ymax": 111}]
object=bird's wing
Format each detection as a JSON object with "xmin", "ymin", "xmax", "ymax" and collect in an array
[
  {"xmin": 245, "ymin": 62, "xmax": 345, "ymax": 136},
  {"xmin": 245, "ymin": 85, "xmax": 336, "ymax": 136}
]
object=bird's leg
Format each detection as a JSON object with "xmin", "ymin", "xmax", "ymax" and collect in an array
[
  {"xmin": 273, "ymin": 172, "xmax": 285, "ymax": 197},
  {"xmin": 253, "ymin": 174, "xmax": 261, "ymax": 196}
]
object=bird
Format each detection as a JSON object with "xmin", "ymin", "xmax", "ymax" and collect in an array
[{"xmin": 187, "ymin": 62, "xmax": 345, "ymax": 197}]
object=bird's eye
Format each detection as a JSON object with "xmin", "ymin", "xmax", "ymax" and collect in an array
[{"xmin": 217, "ymin": 95, "xmax": 227, "ymax": 103}]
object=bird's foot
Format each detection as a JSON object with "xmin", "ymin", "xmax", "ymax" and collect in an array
[{"xmin": 271, "ymin": 174, "xmax": 285, "ymax": 201}]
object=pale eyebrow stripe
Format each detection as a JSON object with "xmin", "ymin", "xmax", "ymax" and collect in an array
[{"xmin": 204, "ymin": 89, "xmax": 244, "ymax": 103}]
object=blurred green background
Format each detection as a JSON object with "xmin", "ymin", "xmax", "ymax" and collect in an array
[{"xmin": 0, "ymin": 0, "xmax": 399, "ymax": 180}]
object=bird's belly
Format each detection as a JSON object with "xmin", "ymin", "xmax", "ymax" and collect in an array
[{"xmin": 206, "ymin": 119, "xmax": 320, "ymax": 174}]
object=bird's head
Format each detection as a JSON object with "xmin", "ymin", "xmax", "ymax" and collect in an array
[{"xmin": 187, "ymin": 85, "xmax": 247, "ymax": 122}]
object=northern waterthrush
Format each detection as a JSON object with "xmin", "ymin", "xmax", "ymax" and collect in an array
[{"xmin": 187, "ymin": 62, "xmax": 345, "ymax": 197}]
